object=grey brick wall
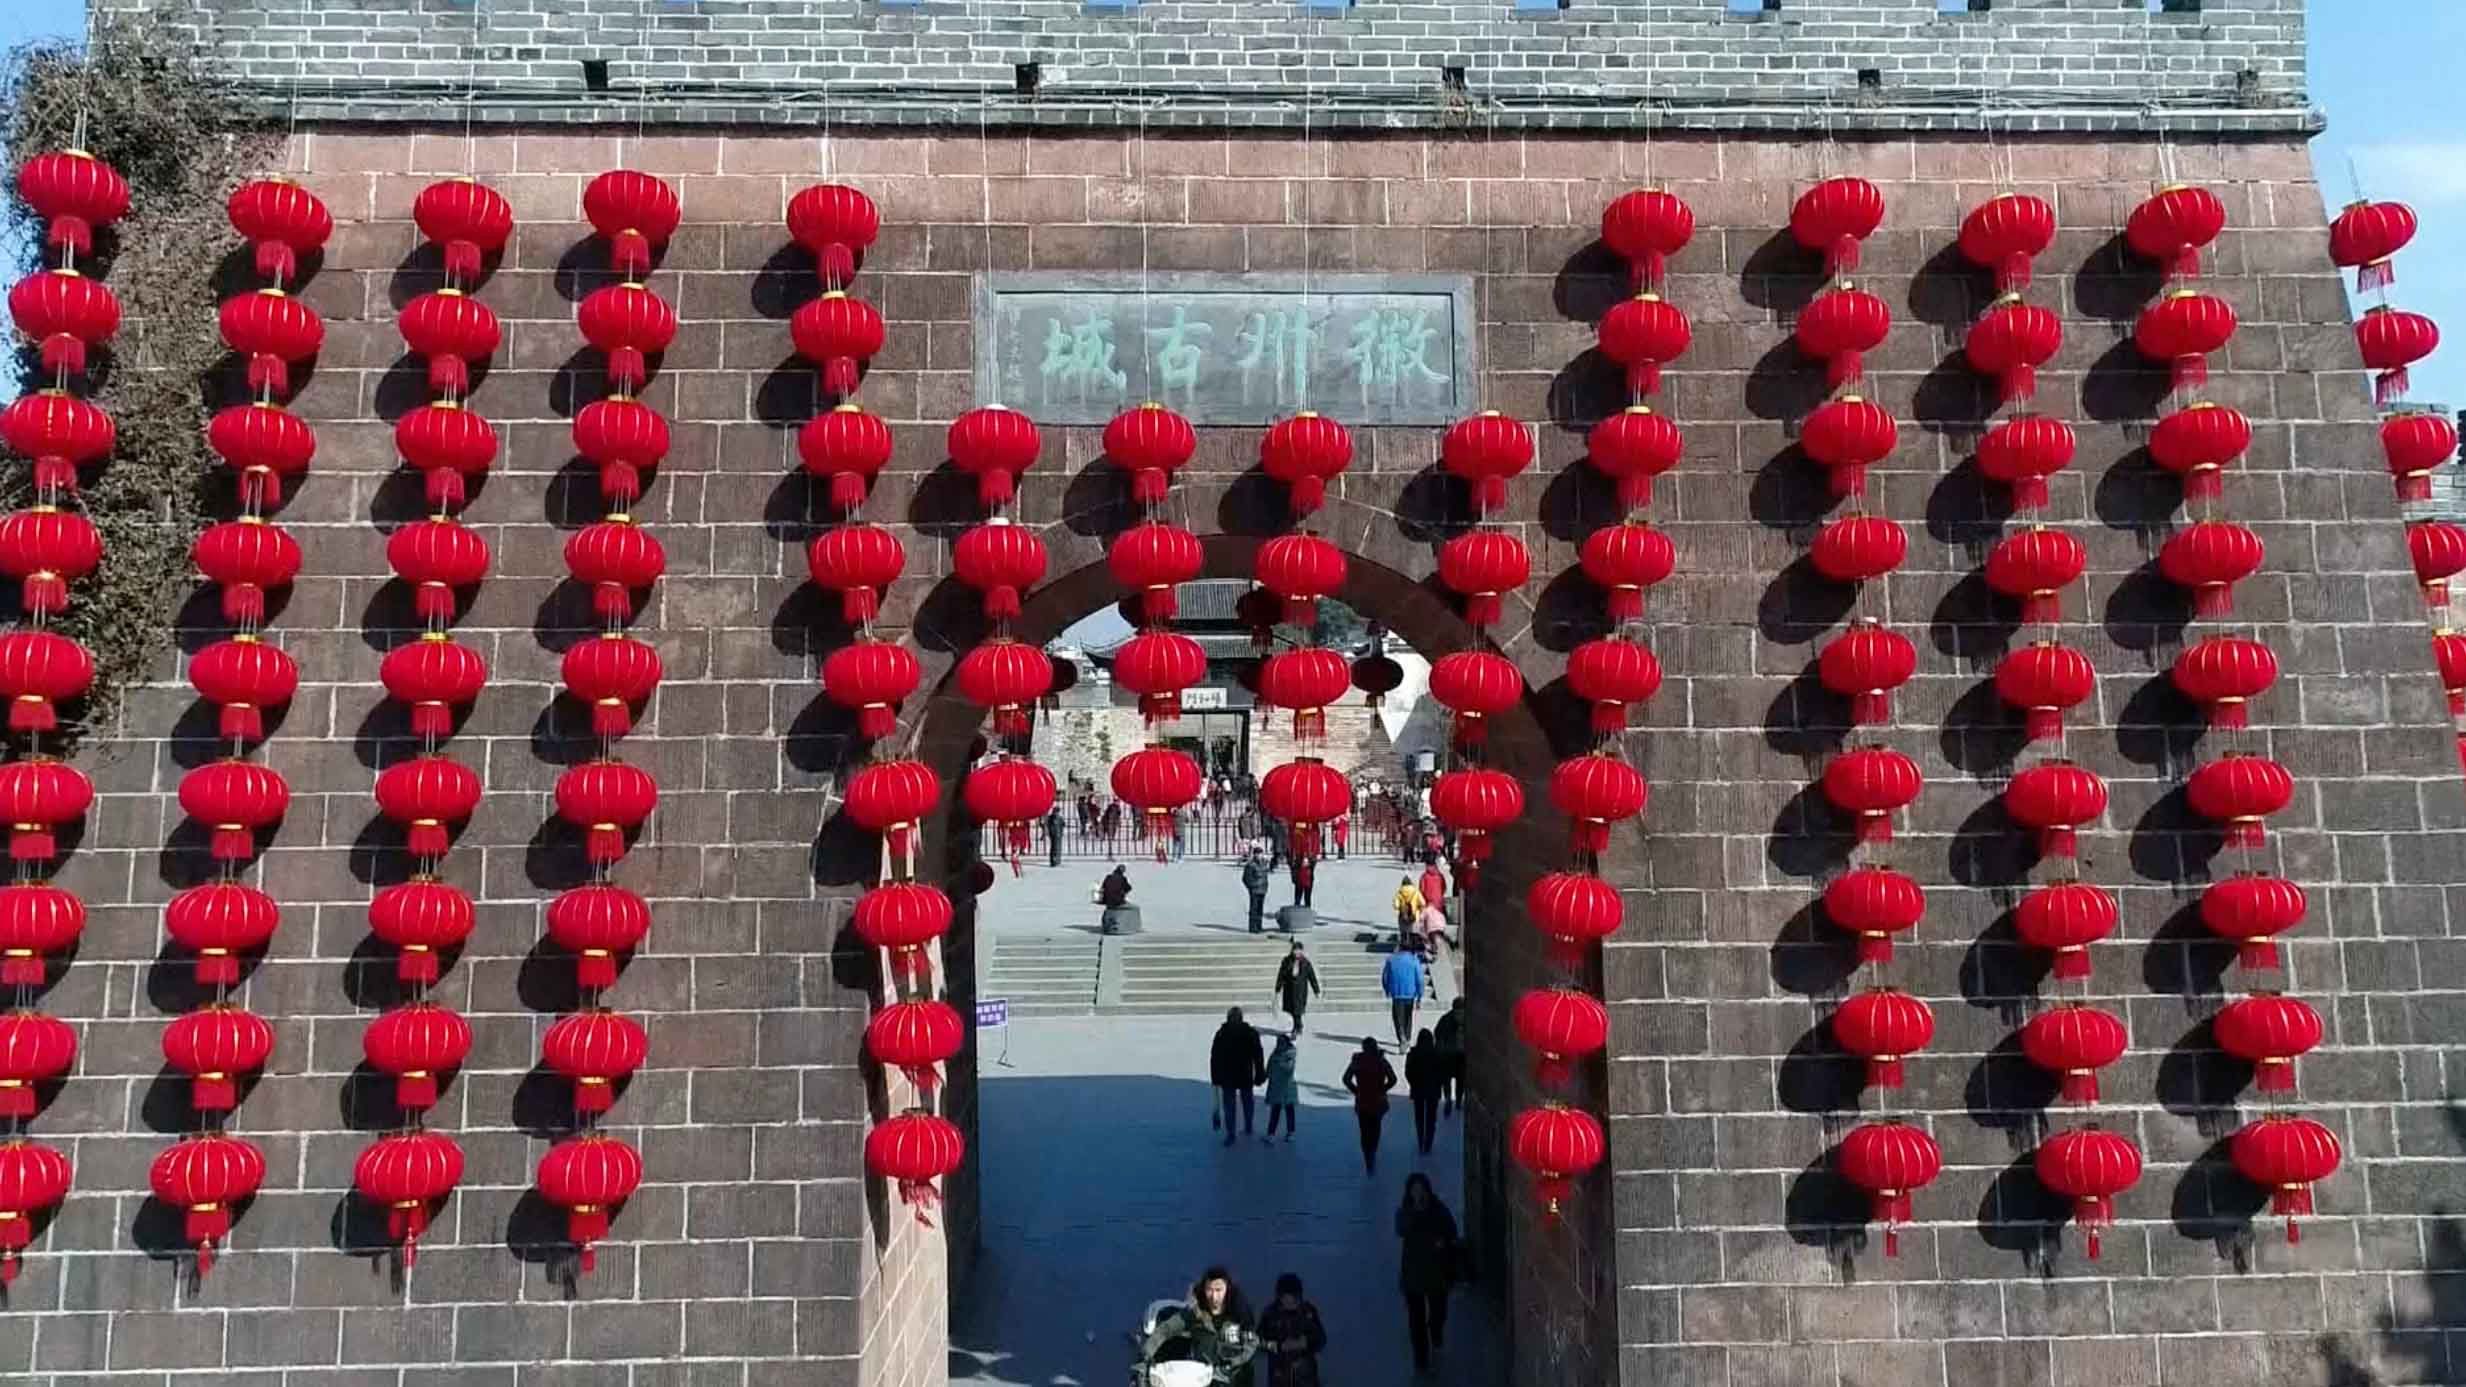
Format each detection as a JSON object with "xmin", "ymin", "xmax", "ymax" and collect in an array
[{"xmin": 104, "ymin": 0, "xmax": 2314, "ymax": 133}]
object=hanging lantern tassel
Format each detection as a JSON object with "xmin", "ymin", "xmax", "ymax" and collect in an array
[
  {"xmin": 1295, "ymin": 707, "xmax": 1325, "ymax": 742},
  {"xmin": 1289, "ymin": 822, "xmax": 1321, "ymax": 862},
  {"xmin": 2074, "ymin": 1195, "xmax": 2113, "ymax": 1261},
  {"xmin": 567, "ymin": 1205, "xmax": 610, "ymax": 1274},
  {"xmin": 896, "ymin": 1177, "xmax": 942, "ymax": 1226},
  {"xmin": 388, "ymin": 1201, "xmax": 431, "ymax": 1267},
  {"xmin": 186, "ymin": 1204, "xmax": 231, "ymax": 1278},
  {"xmin": 1572, "ymin": 818, "xmax": 1610, "ymax": 855},
  {"xmin": 1289, "ymin": 475, "xmax": 1326, "ymax": 516},
  {"xmin": 1872, "ymin": 1189, "xmax": 1912, "ymax": 1258},
  {"xmin": 2270, "ymin": 1182, "xmax": 2315, "ymax": 1243}
]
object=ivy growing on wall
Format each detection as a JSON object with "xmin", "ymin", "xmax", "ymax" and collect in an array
[{"xmin": 4, "ymin": 12, "xmax": 274, "ymax": 729}]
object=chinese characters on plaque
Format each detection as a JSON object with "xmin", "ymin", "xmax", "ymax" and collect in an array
[{"xmin": 974, "ymin": 273, "xmax": 1477, "ymax": 426}]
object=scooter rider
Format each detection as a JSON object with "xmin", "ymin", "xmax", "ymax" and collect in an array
[{"xmin": 1133, "ymin": 1266, "xmax": 1258, "ymax": 1385}]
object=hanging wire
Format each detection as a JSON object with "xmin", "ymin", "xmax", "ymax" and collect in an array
[
  {"xmin": 1133, "ymin": 5, "xmax": 1153, "ymax": 397},
  {"xmin": 461, "ymin": 0, "xmax": 486, "ymax": 175}
]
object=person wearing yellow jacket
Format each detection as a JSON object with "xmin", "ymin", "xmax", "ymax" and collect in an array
[{"xmin": 1391, "ymin": 877, "xmax": 1424, "ymax": 939}]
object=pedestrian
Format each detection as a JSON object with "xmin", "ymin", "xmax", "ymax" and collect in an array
[
  {"xmin": 1380, "ymin": 946, "xmax": 1427, "ymax": 1050},
  {"xmin": 1043, "ymin": 805, "xmax": 1064, "ymax": 868},
  {"xmin": 1416, "ymin": 898, "xmax": 1450, "ymax": 959},
  {"xmin": 1341, "ymin": 1036, "xmax": 1397, "ymax": 1174},
  {"xmin": 1391, "ymin": 875, "xmax": 1424, "ymax": 937},
  {"xmin": 1209, "ymin": 1007, "xmax": 1267, "ymax": 1146},
  {"xmin": 1405, "ymin": 1030, "xmax": 1444, "ymax": 1155},
  {"xmin": 1272, "ymin": 942, "xmax": 1320, "ymax": 1036},
  {"xmin": 1172, "ymin": 804, "xmax": 1189, "ymax": 860},
  {"xmin": 1433, "ymin": 996, "xmax": 1468, "ymax": 1116},
  {"xmin": 1417, "ymin": 865, "xmax": 1447, "ymax": 915},
  {"xmin": 1418, "ymin": 822, "xmax": 1443, "ymax": 867},
  {"xmin": 1102, "ymin": 798, "xmax": 1123, "ymax": 840},
  {"xmin": 1100, "ymin": 864, "xmax": 1132, "ymax": 910},
  {"xmin": 1240, "ymin": 847, "xmax": 1273, "ymax": 934},
  {"xmin": 1263, "ymin": 1033, "xmax": 1300, "ymax": 1143},
  {"xmin": 1331, "ymin": 813, "xmax": 1350, "ymax": 860},
  {"xmin": 1255, "ymin": 1272, "xmax": 1327, "ymax": 1387},
  {"xmin": 1137, "ymin": 1266, "xmax": 1260, "ymax": 1386},
  {"xmin": 1265, "ymin": 815, "xmax": 1286, "ymax": 868},
  {"xmin": 1394, "ymin": 1174, "xmax": 1462, "ymax": 1376},
  {"xmin": 1291, "ymin": 856, "xmax": 1315, "ymax": 909}
]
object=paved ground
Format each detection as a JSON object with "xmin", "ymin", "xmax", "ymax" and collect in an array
[{"xmin": 976, "ymin": 851, "xmax": 1450, "ymax": 941}]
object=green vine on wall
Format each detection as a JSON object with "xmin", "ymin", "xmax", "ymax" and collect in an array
[{"xmin": 4, "ymin": 12, "xmax": 274, "ymax": 732}]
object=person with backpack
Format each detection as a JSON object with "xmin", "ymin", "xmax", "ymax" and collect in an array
[{"xmin": 1391, "ymin": 876, "xmax": 1424, "ymax": 939}]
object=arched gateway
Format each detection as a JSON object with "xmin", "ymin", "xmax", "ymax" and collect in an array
[{"xmin": 9, "ymin": 3, "xmax": 2466, "ymax": 1386}]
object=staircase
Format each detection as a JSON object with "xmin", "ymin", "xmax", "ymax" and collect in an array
[
  {"xmin": 980, "ymin": 930, "xmax": 1450, "ymax": 1019},
  {"xmin": 977, "ymin": 935, "xmax": 1101, "ymax": 1018}
]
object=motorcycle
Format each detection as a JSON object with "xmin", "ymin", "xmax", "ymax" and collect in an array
[{"xmin": 1129, "ymin": 1296, "xmax": 1246, "ymax": 1387}]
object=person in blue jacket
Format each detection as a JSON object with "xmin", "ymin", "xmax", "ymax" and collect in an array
[{"xmin": 1380, "ymin": 947, "xmax": 1427, "ymax": 1050}]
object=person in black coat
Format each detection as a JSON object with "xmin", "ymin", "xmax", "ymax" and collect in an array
[
  {"xmin": 1209, "ymin": 1008, "xmax": 1267, "ymax": 1146},
  {"xmin": 1254, "ymin": 1272, "xmax": 1327, "ymax": 1387},
  {"xmin": 1340, "ymin": 1037, "xmax": 1398, "ymax": 1174},
  {"xmin": 1100, "ymin": 865, "xmax": 1132, "ymax": 909},
  {"xmin": 1394, "ymin": 1173, "xmax": 1461, "ymax": 1375},
  {"xmin": 1403, "ymin": 1030, "xmax": 1445, "ymax": 1155},
  {"xmin": 1272, "ymin": 942, "xmax": 1321, "ymax": 1036}
]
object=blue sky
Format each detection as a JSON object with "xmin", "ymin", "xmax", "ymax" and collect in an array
[{"xmin": 0, "ymin": 0, "xmax": 2457, "ymax": 403}]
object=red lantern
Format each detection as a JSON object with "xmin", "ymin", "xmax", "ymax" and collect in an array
[
  {"xmin": 1820, "ymin": 746, "xmax": 1921, "ymax": 843},
  {"xmin": 799, "ymin": 405, "xmax": 894, "ymax": 514},
  {"xmin": 1109, "ymin": 522, "xmax": 1203, "ymax": 622},
  {"xmin": 219, "ymin": 289, "xmax": 324, "ymax": 399},
  {"xmin": 354, "ymin": 1130, "xmax": 463, "ymax": 1266},
  {"xmin": 1437, "ymin": 531, "xmax": 1529, "ymax": 629},
  {"xmin": 18, "ymin": 149, "xmax": 128, "ymax": 259},
  {"xmin": 187, "ymin": 637, "xmax": 297, "ymax": 741},
  {"xmin": 1795, "ymin": 287, "xmax": 1890, "ymax": 390},
  {"xmin": 393, "ymin": 402, "xmax": 497, "ymax": 512},
  {"xmin": 806, "ymin": 523, "xmax": 904, "ymax": 625},
  {"xmin": 2186, "ymin": 753, "xmax": 2295, "ymax": 849},
  {"xmin": 947, "ymin": 406, "xmax": 1044, "ymax": 510},
  {"xmin": 0, "ymin": 757, "xmax": 87, "ymax": 863},
  {"xmin": 1832, "ymin": 988, "xmax": 1932, "ymax": 1091},
  {"xmin": 0, "ymin": 388, "xmax": 115, "ymax": 495},
  {"xmin": 2134, "ymin": 291, "xmax": 2236, "ymax": 393},
  {"xmin": 1549, "ymin": 754, "xmax": 1648, "ymax": 856},
  {"xmin": 227, "ymin": 178, "xmax": 332, "ymax": 286},
  {"xmin": 2201, "ymin": 872, "xmax": 2306, "ymax": 970},
  {"xmin": 2036, "ymin": 1126, "xmax": 2142, "ymax": 1260},
  {"xmin": 2214, "ymin": 993, "xmax": 2323, "ymax": 1095},
  {"xmin": 179, "ymin": 759, "xmax": 288, "ymax": 862},
  {"xmin": 164, "ymin": 881, "xmax": 279, "ymax": 986},
  {"xmin": 1566, "ymin": 637, "xmax": 1662, "ymax": 736},
  {"xmin": 4, "ymin": 277, "xmax": 120, "ymax": 379},
  {"xmin": 788, "ymin": 183, "xmax": 880, "ymax": 287},
  {"xmin": 1260, "ymin": 413, "xmax": 1354, "ymax": 516},
  {"xmin": 1256, "ymin": 533, "xmax": 1348, "ymax": 628},
  {"xmin": 2020, "ymin": 1004, "xmax": 2129, "ymax": 1103},
  {"xmin": 541, "ymin": 1009, "xmax": 648, "ymax": 1115},
  {"xmin": 2126, "ymin": 185, "xmax": 2227, "ymax": 280},
  {"xmin": 374, "ymin": 755, "xmax": 480, "ymax": 859},
  {"xmin": 555, "ymin": 760, "xmax": 659, "ymax": 864},
  {"xmin": 952, "ymin": 640, "xmax": 1050, "ymax": 737},
  {"xmin": 1260, "ymin": 757, "xmax": 1350, "ymax": 860},
  {"xmin": 1112, "ymin": 631, "xmax": 1207, "ymax": 724},
  {"xmin": 0, "ymin": 1012, "xmax": 73, "ymax": 1118},
  {"xmin": 565, "ymin": 519, "xmax": 666, "ymax": 623},
  {"xmin": 790, "ymin": 291, "xmax": 884, "ymax": 399},
  {"xmin": 572, "ymin": 395, "xmax": 671, "ymax": 508},
  {"xmin": 397, "ymin": 290, "xmax": 503, "ymax": 397},
  {"xmin": 1512, "ymin": 988, "xmax": 1609, "ymax": 1085},
  {"xmin": 1810, "ymin": 515, "xmax": 1906, "ymax": 585},
  {"xmin": 0, "ymin": 883, "xmax": 82, "ymax": 987},
  {"xmin": 1104, "ymin": 403, "xmax": 1196, "ymax": 506},
  {"xmin": 1822, "ymin": 867, "xmax": 1924, "ymax": 964},
  {"xmin": 148, "ymin": 1134, "xmax": 263, "ymax": 1277},
  {"xmin": 161, "ymin": 1005, "xmax": 274, "ymax": 1113},
  {"xmin": 207, "ymin": 401, "xmax": 315, "ymax": 511},
  {"xmin": 1111, "ymin": 747, "xmax": 1204, "ymax": 862},
  {"xmin": 1430, "ymin": 768, "xmax": 1523, "ymax": 881},
  {"xmin": 964, "ymin": 757, "xmax": 1057, "ymax": 873},
  {"xmin": 2381, "ymin": 411, "xmax": 2457, "ymax": 502},
  {"xmin": 2159, "ymin": 521, "xmax": 2265, "ymax": 617},
  {"xmin": 194, "ymin": 518, "xmax": 299, "ymax": 626},
  {"xmin": 573, "ymin": 287, "xmax": 677, "ymax": 409},
  {"xmin": 0, "ymin": 630, "xmax": 91, "ymax": 733},
  {"xmin": 2330, "ymin": 199, "xmax": 2416, "ymax": 292},
  {"xmin": 1441, "ymin": 411, "xmax": 1534, "ymax": 515},
  {"xmin": 1580, "ymin": 522, "xmax": 1675, "ymax": 621},
  {"xmin": 584, "ymin": 169, "xmax": 680, "ymax": 279},
  {"xmin": 867, "ymin": 1112, "xmax": 965, "ymax": 1224},
  {"xmin": 2004, "ymin": 760, "xmax": 2106, "ymax": 859},
  {"xmin": 0, "ymin": 1139, "xmax": 68, "ymax": 1282},
  {"xmin": 1427, "ymin": 650, "xmax": 1522, "ymax": 747},
  {"xmin": 1801, "ymin": 395, "xmax": 1896, "ymax": 499},
  {"xmin": 412, "ymin": 177, "xmax": 514, "ymax": 285},
  {"xmin": 1976, "ymin": 416, "xmax": 2076, "ymax": 513},
  {"xmin": 867, "ymin": 999, "xmax": 964, "ymax": 1093},
  {"xmin": 537, "ymin": 1133, "xmax": 643, "ymax": 1273},
  {"xmin": 1526, "ymin": 871, "xmax": 1622, "ymax": 966},
  {"xmin": 1817, "ymin": 620, "xmax": 1917, "ymax": 726},
  {"xmin": 847, "ymin": 758, "xmax": 941, "ymax": 872},
  {"xmin": 561, "ymin": 633, "xmax": 664, "ymax": 738},
  {"xmin": 1993, "ymin": 642, "xmax": 2095, "ymax": 743},
  {"xmin": 548, "ymin": 883, "xmax": 653, "ymax": 989},
  {"xmin": 2357, "ymin": 306, "xmax": 2439, "ymax": 406},
  {"xmin": 388, "ymin": 517, "xmax": 491, "ymax": 624},
  {"xmin": 1837, "ymin": 1121, "xmax": 1940, "ymax": 1258},
  {"xmin": 362, "ymin": 1003, "xmax": 472, "ymax": 1112},
  {"xmin": 954, "ymin": 522, "xmax": 1048, "ymax": 624},
  {"xmin": 380, "ymin": 635, "xmax": 488, "ymax": 740},
  {"xmin": 2229, "ymin": 1115, "xmax": 2342, "ymax": 1245},
  {"xmin": 853, "ymin": 882, "xmax": 955, "ymax": 985},
  {"xmin": 2015, "ymin": 879, "xmax": 2118, "ymax": 981},
  {"xmin": 2410, "ymin": 521, "xmax": 2466, "ymax": 606},
  {"xmin": 1585, "ymin": 406, "xmax": 1682, "ymax": 512},
  {"xmin": 2434, "ymin": 632, "xmax": 2466, "ymax": 715},
  {"xmin": 368, "ymin": 878, "xmax": 475, "ymax": 985},
  {"xmin": 2171, "ymin": 636, "xmax": 2277, "ymax": 730},
  {"xmin": 2148, "ymin": 403, "xmax": 2251, "ymax": 502},
  {"xmin": 1791, "ymin": 176, "xmax": 1884, "ymax": 276},
  {"xmin": 1986, "ymin": 526, "xmax": 2085, "ymax": 624},
  {"xmin": 1959, "ymin": 193, "xmax": 2056, "ymax": 292},
  {"xmin": 1507, "ymin": 1104, "xmax": 1605, "ymax": 1218},
  {"xmin": 1258, "ymin": 647, "xmax": 1353, "ymax": 741},
  {"xmin": 1601, "ymin": 188, "xmax": 1693, "ymax": 290},
  {"xmin": 1598, "ymin": 294, "xmax": 1691, "ymax": 397},
  {"xmin": 1964, "ymin": 297, "xmax": 2063, "ymax": 404},
  {"xmin": 825, "ymin": 640, "xmax": 925, "ymax": 740}
]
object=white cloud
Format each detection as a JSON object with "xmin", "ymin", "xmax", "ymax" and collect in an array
[{"xmin": 2344, "ymin": 143, "xmax": 2466, "ymax": 205}]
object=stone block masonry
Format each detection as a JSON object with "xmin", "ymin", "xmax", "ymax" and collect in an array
[{"xmin": 7, "ymin": 114, "xmax": 2463, "ymax": 1387}]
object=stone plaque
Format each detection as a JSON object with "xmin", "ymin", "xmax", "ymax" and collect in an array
[{"xmin": 975, "ymin": 272, "xmax": 1477, "ymax": 426}]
